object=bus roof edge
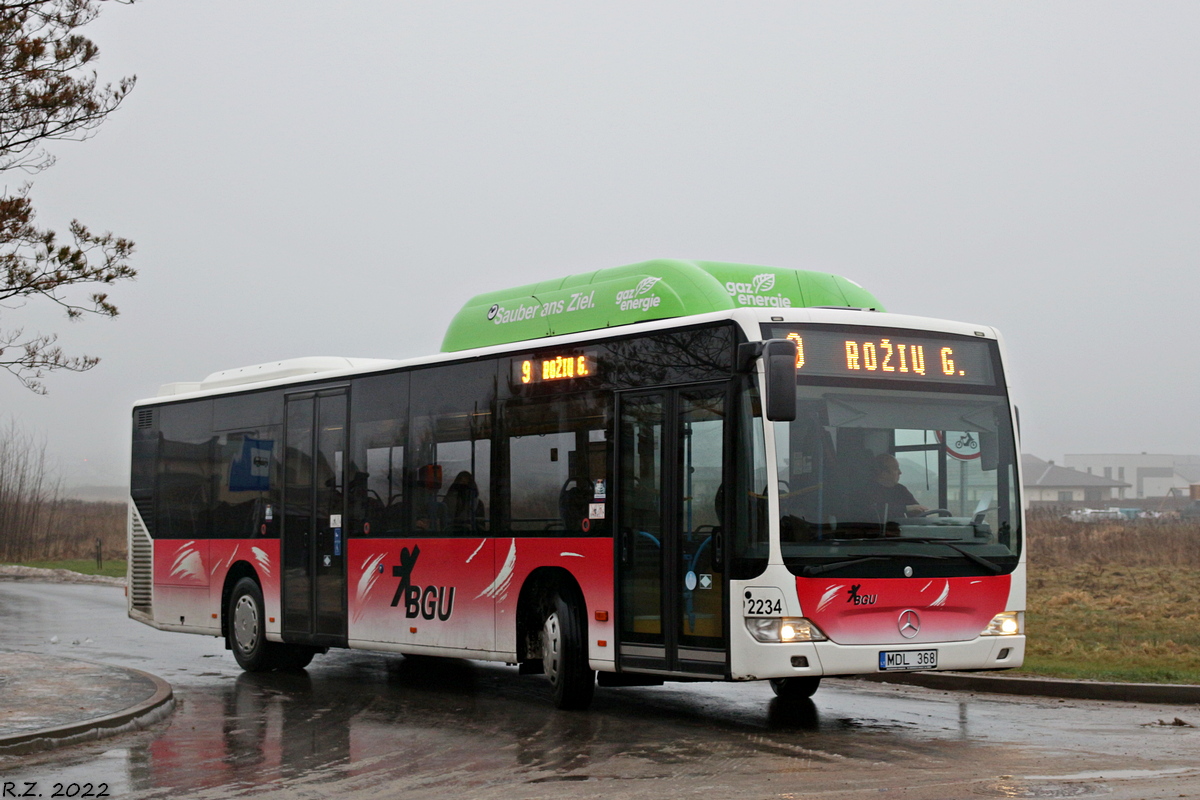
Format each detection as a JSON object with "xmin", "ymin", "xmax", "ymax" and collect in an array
[{"xmin": 181, "ymin": 357, "xmax": 398, "ymax": 393}]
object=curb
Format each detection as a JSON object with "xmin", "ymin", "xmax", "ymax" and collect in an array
[
  {"xmin": 857, "ymin": 671, "xmax": 1200, "ymax": 705},
  {"xmin": 0, "ymin": 662, "xmax": 174, "ymax": 755}
]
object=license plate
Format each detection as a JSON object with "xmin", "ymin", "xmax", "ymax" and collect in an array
[{"xmin": 878, "ymin": 649, "xmax": 938, "ymax": 671}]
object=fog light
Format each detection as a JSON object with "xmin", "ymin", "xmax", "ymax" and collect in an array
[
  {"xmin": 745, "ymin": 617, "xmax": 827, "ymax": 643},
  {"xmin": 981, "ymin": 611, "xmax": 1023, "ymax": 636}
]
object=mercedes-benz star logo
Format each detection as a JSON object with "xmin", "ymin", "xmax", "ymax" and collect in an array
[{"xmin": 898, "ymin": 609, "xmax": 921, "ymax": 639}]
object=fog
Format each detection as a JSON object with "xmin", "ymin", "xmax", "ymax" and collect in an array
[{"xmin": 4, "ymin": 1, "xmax": 1198, "ymax": 492}]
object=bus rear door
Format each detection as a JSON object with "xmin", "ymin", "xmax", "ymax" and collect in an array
[{"xmin": 282, "ymin": 389, "xmax": 349, "ymax": 648}]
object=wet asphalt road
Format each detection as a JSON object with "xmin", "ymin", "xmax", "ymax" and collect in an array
[{"xmin": 2, "ymin": 582, "xmax": 1199, "ymax": 800}]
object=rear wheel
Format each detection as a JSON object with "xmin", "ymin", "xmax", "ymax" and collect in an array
[
  {"xmin": 542, "ymin": 593, "xmax": 595, "ymax": 710},
  {"xmin": 769, "ymin": 676, "xmax": 821, "ymax": 699},
  {"xmin": 229, "ymin": 578, "xmax": 275, "ymax": 672},
  {"xmin": 229, "ymin": 578, "xmax": 317, "ymax": 672}
]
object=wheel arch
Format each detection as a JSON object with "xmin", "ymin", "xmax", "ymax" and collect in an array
[{"xmin": 516, "ymin": 566, "xmax": 587, "ymax": 663}]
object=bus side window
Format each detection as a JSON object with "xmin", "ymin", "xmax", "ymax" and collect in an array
[
  {"xmin": 407, "ymin": 361, "xmax": 496, "ymax": 536},
  {"xmin": 217, "ymin": 428, "xmax": 280, "ymax": 538},
  {"xmin": 504, "ymin": 393, "xmax": 610, "ymax": 536},
  {"xmin": 348, "ymin": 371, "xmax": 409, "ymax": 537},
  {"xmin": 157, "ymin": 400, "xmax": 216, "ymax": 540},
  {"xmin": 360, "ymin": 443, "xmax": 404, "ymax": 535}
]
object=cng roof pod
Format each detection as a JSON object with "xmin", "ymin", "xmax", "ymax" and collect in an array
[{"xmin": 440, "ymin": 259, "xmax": 884, "ymax": 352}]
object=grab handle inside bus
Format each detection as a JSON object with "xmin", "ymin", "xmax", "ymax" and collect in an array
[{"xmin": 739, "ymin": 339, "xmax": 797, "ymax": 422}]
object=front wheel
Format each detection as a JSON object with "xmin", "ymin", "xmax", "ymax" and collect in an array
[
  {"xmin": 769, "ymin": 676, "xmax": 821, "ymax": 699},
  {"xmin": 542, "ymin": 593, "xmax": 595, "ymax": 710}
]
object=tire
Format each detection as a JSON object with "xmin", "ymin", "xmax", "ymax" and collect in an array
[
  {"xmin": 229, "ymin": 578, "xmax": 276, "ymax": 672},
  {"xmin": 769, "ymin": 676, "xmax": 821, "ymax": 699},
  {"xmin": 228, "ymin": 578, "xmax": 320, "ymax": 672},
  {"xmin": 542, "ymin": 592, "xmax": 595, "ymax": 710}
]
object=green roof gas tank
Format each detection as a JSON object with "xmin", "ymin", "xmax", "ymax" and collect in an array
[{"xmin": 440, "ymin": 259, "xmax": 883, "ymax": 352}]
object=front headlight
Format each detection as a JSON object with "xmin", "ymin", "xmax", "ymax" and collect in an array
[
  {"xmin": 980, "ymin": 611, "xmax": 1023, "ymax": 636},
  {"xmin": 745, "ymin": 617, "xmax": 827, "ymax": 643}
]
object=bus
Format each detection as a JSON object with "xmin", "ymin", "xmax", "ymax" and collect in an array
[{"xmin": 128, "ymin": 259, "xmax": 1025, "ymax": 709}]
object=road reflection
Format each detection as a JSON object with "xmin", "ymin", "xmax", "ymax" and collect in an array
[
  {"xmin": 128, "ymin": 655, "xmax": 856, "ymax": 795},
  {"xmin": 766, "ymin": 696, "xmax": 821, "ymax": 731},
  {"xmin": 11, "ymin": 649, "xmax": 1200, "ymax": 800}
]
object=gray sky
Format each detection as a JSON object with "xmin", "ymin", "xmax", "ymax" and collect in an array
[{"xmin": 6, "ymin": 1, "xmax": 1199, "ymax": 490}]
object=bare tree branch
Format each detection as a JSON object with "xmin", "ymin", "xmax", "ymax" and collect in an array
[{"xmin": 0, "ymin": 0, "xmax": 137, "ymax": 393}]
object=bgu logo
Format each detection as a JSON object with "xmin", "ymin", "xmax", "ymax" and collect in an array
[
  {"xmin": 389, "ymin": 545, "xmax": 456, "ymax": 621},
  {"xmin": 846, "ymin": 584, "xmax": 877, "ymax": 606}
]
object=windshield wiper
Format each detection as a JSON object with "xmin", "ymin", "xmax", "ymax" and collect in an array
[
  {"xmin": 887, "ymin": 537, "xmax": 1006, "ymax": 574},
  {"xmin": 801, "ymin": 556, "xmax": 891, "ymax": 576},
  {"xmin": 815, "ymin": 536, "xmax": 1007, "ymax": 574},
  {"xmin": 801, "ymin": 552, "xmax": 946, "ymax": 577}
]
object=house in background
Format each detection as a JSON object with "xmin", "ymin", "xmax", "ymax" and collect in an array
[
  {"xmin": 1021, "ymin": 454, "xmax": 1129, "ymax": 509},
  {"xmin": 1063, "ymin": 454, "xmax": 1200, "ymax": 500}
]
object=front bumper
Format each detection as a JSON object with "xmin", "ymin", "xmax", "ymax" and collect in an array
[{"xmin": 730, "ymin": 630, "xmax": 1025, "ymax": 681}]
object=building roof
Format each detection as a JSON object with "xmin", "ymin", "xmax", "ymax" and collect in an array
[{"xmin": 1022, "ymin": 454, "xmax": 1130, "ymax": 489}]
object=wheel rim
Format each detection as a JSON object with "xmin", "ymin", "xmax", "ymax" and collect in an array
[
  {"xmin": 233, "ymin": 594, "xmax": 260, "ymax": 654},
  {"xmin": 543, "ymin": 610, "xmax": 562, "ymax": 685}
]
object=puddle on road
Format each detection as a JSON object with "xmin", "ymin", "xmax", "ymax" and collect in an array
[
  {"xmin": 1024, "ymin": 767, "xmax": 1198, "ymax": 781},
  {"xmin": 3, "ymin": 656, "xmax": 978, "ymax": 794},
  {"xmin": 977, "ymin": 781, "xmax": 1111, "ymax": 798}
]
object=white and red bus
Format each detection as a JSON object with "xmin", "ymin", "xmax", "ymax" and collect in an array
[{"xmin": 128, "ymin": 260, "xmax": 1024, "ymax": 709}]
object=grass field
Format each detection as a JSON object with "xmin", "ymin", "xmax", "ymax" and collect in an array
[{"xmin": 1013, "ymin": 515, "xmax": 1200, "ymax": 684}]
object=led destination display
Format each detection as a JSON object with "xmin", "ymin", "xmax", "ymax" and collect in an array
[
  {"xmin": 762, "ymin": 326, "xmax": 997, "ymax": 386},
  {"xmin": 513, "ymin": 352, "xmax": 596, "ymax": 385}
]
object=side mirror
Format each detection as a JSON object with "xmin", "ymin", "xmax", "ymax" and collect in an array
[
  {"xmin": 736, "ymin": 339, "xmax": 798, "ymax": 421},
  {"xmin": 979, "ymin": 430, "xmax": 999, "ymax": 471},
  {"xmin": 762, "ymin": 339, "xmax": 798, "ymax": 422}
]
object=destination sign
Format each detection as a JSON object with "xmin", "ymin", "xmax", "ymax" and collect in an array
[
  {"xmin": 513, "ymin": 352, "xmax": 597, "ymax": 385},
  {"xmin": 761, "ymin": 326, "xmax": 997, "ymax": 386}
]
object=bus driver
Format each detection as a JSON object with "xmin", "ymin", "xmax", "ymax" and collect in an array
[{"xmin": 861, "ymin": 453, "xmax": 928, "ymax": 520}]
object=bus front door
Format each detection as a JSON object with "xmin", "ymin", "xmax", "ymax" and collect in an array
[
  {"xmin": 616, "ymin": 385, "xmax": 728, "ymax": 677},
  {"xmin": 282, "ymin": 389, "xmax": 348, "ymax": 648}
]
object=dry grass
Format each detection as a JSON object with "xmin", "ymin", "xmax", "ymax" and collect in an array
[
  {"xmin": 0, "ymin": 499, "xmax": 125, "ymax": 562},
  {"xmin": 1016, "ymin": 513, "xmax": 1200, "ymax": 684},
  {"xmin": 1031, "ymin": 514, "xmax": 1200, "ymax": 569},
  {"xmin": 1, "ymin": 421, "xmax": 125, "ymax": 562},
  {"xmin": 40, "ymin": 499, "xmax": 126, "ymax": 560}
]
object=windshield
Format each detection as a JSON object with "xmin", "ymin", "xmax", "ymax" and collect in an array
[{"xmin": 775, "ymin": 383, "xmax": 1021, "ymax": 578}]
